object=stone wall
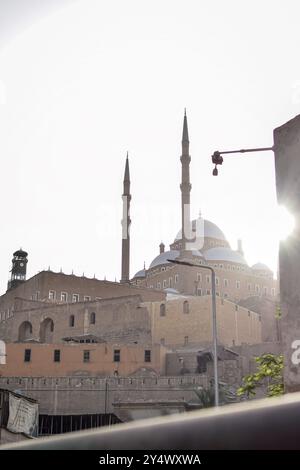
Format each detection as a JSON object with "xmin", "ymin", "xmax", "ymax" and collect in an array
[
  {"xmin": 138, "ymin": 261, "xmax": 278, "ymax": 303},
  {"xmin": 0, "ymin": 295, "xmax": 152, "ymax": 345},
  {"xmin": 0, "ymin": 376, "xmax": 208, "ymax": 416},
  {"xmin": 0, "ymin": 342, "xmax": 166, "ymax": 377},
  {"xmin": 0, "ymin": 270, "xmax": 165, "ymax": 321},
  {"xmin": 274, "ymin": 114, "xmax": 300, "ymax": 392},
  {"xmin": 145, "ymin": 295, "xmax": 262, "ymax": 348}
]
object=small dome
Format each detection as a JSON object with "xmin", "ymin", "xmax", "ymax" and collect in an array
[
  {"xmin": 204, "ymin": 247, "xmax": 248, "ymax": 265},
  {"xmin": 175, "ymin": 219, "xmax": 227, "ymax": 242},
  {"xmin": 149, "ymin": 250, "xmax": 180, "ymax": 269},
  {"xmin": 13, "ymin": 249, "xmax": 28, "ymax": 258},
  {"xmin": 164, "ymin": 288, "xmax": 180, "ymax": 294},
  {"xmin": 252, "ymin": 263, "xmax": 272, "ymax": 272},
  {"xmin": 133, "ymin": 269, "xmax": 146, "ymax": 279}
]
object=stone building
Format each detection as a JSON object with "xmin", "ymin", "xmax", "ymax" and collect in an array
[
  {"xmin": 0, "ymin": 269, "xmax": 165, "ymax": 323},
  {"xmin": 132, "ymin": 112, "xmax": 278, "ymax": 311},
  {"xmin": 145, "ymin": 294, "xmax": 261, "ymax": 348},
  {"xmin": 0, "ymin": 291, "xmax": 261, "ymax": 356},
  {"xmin": 0, "ymin": 342, "xmax": 166, "ymax": 378},
  {"xmin": 0, "ymin": 112, "xmax": 283, "ymax": 432}
]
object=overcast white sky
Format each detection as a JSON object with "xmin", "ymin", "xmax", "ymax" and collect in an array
[{"xmin": 0, "ymin": 0, "xmax": 299, "ymax": 294}]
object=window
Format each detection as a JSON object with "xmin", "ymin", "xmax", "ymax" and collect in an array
[
  {"xmin": 224, "ymin": 279, "xmax": 228, "ymax": 287},
  {"xmin": 36, "ymin": 291, "xmax": 40, "ymax": 300},
  {"xmin": 69, "ymin": 315, "xmax": 75, "ymax": 327},
  {"xmin": 72, "ymin": 294, "xmax": 79, "ymax": 303},
  {"xmin": 197, "ymin": 273, "xmax": 202, "ymax": 282},
  {"xmin": 84, "ymin": 296, "xmax": 91, "ymax": 302},
  {"xmin": 255, "ymin": 285, "xmax": 260, "ymax": 293},
  {"xmin": 206, "ymin": 275, "xmax": 210, "ymax": 284},
  {"xmin": 271, "ymin": 288, "xmax": 275, "ymax": 296},
  {"xmin": 160, "ymin": 303, "xmax": 166, "ymax": 316},
  {"xmin": 144, "ymin": 350, "xmax": 151, "ymax": 362},
  {"xmin": 163, "ymin": 280, "xmax": 167, "ymax": 289},
  {"xmin": 236, "ymin": 281, "xmax": 240, "ymax": 289},
  {"xmin": 24, "ymin": 349, "xmax": 31, "ymax": 362},
  {"xmin": 235, "ymin": 305, "xmax": 239, "ymax": 311},
  {"xmin": 216, "ymin": 277, "xmax": 219, "ymax": 286},
  {"xmin": 114, "ymin": 349, "xmax": 121, "ymax": 362},
  {"xmin": 183, "ymin": 300, "xmax": 189, "ymax": 314},
  {"xmin": 169, "ymin": 277, "xmax": 172, "ymax": 287},
  {"xmin": 219, "ymin": 264, "xmax": 224, "ymax": 269},
  {"xmin": 248, "ymin": 283, "xmax": 251, "ymax": 291},
  {"xmin": 157, "ymin": 282, "xmax": 161, "ymax": 289},
  {"xmin": 197, "ymin": 288, "xmax": 202, "ymax": 296},
  {"xmin": 263, "ymin": 287, "xmax": 268, "ymax": 296},
  {"xmin": 206, "ymin": 289, "xmax": 211, "ymax": 295},
  {"xmin": 161, "ymin": 267, "xmax": 166, "ymax": 272},
  {"xmin": 160, "ymin": 338, "xmax": 165, "ymax": 345},
  {"xmin": 90, "ymin": 312, "xmax": 96, "ymax": 324},
  {"xmin": 83, "ymin": 350, "xmax": 90, "ymax": 363},
  {"xmin": 61, "ymin": 292, "xmax": 68, "ymax": 302},
  {"xmin": 49, "ymin": 290, "xmax": 56, "ymax": 301},
  {"xmin": 224, "ymin": 293, "xmax": 228, "ymax": 298},
  {"xmin": 54, "ymin": 350, "xmax": 61, "ymax": 362},
  {"xmin": 216, "ymin": 292, "xmax": 220, "ymax": 296},
  {"xmin": 175, "ymin": 274, "xmax": 179, "ymax": 283},
  {"xmin": 184, "ymin": 336, "xmax": 189, "ymax": 346}
]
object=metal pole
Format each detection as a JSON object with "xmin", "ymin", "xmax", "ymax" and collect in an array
[
  {"xmin": 168, "ymin": 259, "xmax": 219, "ymax": 406},
  {"xmin": 210, "ymin": 269, "xmax": 219, "ymax": 406}
]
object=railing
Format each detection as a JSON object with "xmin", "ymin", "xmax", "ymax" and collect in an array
[{"xmin": 2, "ymin": 391, "xmax": 300, "ymax": 450}]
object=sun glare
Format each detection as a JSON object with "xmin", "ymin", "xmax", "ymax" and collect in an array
[{"xmin": 276, "ymin": 205, "xmax": 295, "ymax": 241}]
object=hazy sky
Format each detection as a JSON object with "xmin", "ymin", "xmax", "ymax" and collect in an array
[{"xmin": 0, "ymin": 0, "xmax": 299, "ymax": 294}]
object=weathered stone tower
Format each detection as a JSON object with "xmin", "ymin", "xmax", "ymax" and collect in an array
[
  {"xmin": 180, "ymin": 110, "xmax": 192, "ymax": 251},
  {"xmin": 121, "ymin": 154, "xmax": 131, "ymax": 282},
  {"xmin": 7, "ymin": 249, "xmax": 28, "ymax": 291}
]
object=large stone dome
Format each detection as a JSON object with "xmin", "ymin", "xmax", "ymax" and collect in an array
[
  {"xmin": 175, "ymin": 219, "xmax": 227, "ymax": 243},
  {"xmin": 204, "ymin": 247, "xmax": 248, "ymax": 266},
  {"xmin": 149, "ymin": 250, "xmax": 180, "ymax": 269},
  {"xmin": 251, "ymin": 263, "xmax": 272, "ymax": 272}
]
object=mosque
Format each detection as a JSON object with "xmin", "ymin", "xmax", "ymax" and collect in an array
[{"xmin": 130, "ymin": 112, "xmax": 277, "ymax": 304}]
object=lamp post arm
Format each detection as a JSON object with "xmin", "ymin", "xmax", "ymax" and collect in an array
[
  {"xmin": 211, "ymin": 146, "xmax": 274, "ymax": 175},
  {"xmin": 168, "ymin": 258, "xmax": 219, "ymax": 406}
]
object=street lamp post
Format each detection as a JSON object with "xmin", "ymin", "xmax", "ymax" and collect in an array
[
  {"xmin": 168, "ymin": 258, "xmax": 219, "ymax": 406},
  {"xmin": 211, "ymin": 146, "xmax": 274, "ymax": 175}
]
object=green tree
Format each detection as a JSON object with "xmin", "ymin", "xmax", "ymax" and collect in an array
[{"xmin": 237, "ymin": 353, "xmax": 284, "ymax": 398}]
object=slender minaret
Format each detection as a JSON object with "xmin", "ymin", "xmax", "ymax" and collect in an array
[
  {"xmin": 121, "ymin": 153, "xmax": 131, "ymax": 282},
  {"xmin": 180, "ymin": 109, "xmax": 192, "ymax": 250}
]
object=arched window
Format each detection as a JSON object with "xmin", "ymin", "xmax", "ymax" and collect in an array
[
  {"xmin": 69, "ymin": 315, "xmax": 75, "ymax": 327},
  {"xmin": 183, "ymin": 300, "xmax": 189, "ymax": 314},
  {"xmin": 18, "ymin": 321, "xmax": 33, "ymax": 341},
  {"xmin": 160, "ymin": 304, "xmax": 166, "ymax": 316},
  {"xmin": 90, "ymin": 312, "xmax": 96, "ymax": 325},
  {"xmin": 39, "ymin": 318, "xmax": 54, "ymax": 343}
]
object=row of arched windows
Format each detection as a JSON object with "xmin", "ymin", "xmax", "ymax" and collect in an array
[
  {"xmin": 18, "ymin": 319, "xmax": 54, "ymax": 343},
  {"xmin": 18, "ymin": 312, "xmax": 97, "ymax": 342}
]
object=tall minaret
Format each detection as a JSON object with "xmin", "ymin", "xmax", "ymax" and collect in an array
[
  {"xmin": 121, "ymin": 153, "xmax": 131, "ymax": 282},
  {"xmin": 180, "ymin": 109, "xmax": 192, "ymax": 250}
]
